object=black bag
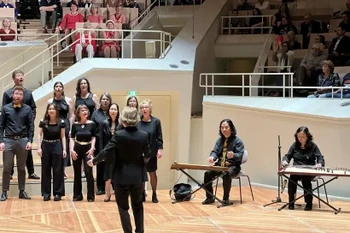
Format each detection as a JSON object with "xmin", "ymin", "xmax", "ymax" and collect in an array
[{"xmin": 169, "ymin": 183, "xmax": 193, "ymax": 202}]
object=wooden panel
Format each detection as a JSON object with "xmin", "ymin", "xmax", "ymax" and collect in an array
[
  {"xmin": 0, "ymin": 8, "xmax": 15, "ymax": 19},
  {"xmin": 108, "ymin": 94, "xmax": 172, "ymax": 190}
]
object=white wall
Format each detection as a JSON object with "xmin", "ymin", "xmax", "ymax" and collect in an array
[{"xmin": 201, "ymin": 97, "xmax": 350, "ymax": 198}]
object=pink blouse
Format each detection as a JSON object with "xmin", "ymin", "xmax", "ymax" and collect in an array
[{"xmin": 86, "ymin": 14, "xmax": 103, "ymax": 23}]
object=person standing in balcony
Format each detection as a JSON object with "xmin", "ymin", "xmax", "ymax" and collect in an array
[
  {"xmin": 37, "ymin": 103, "xmax": 66, "ymax": 201},
  {"xmin": 2, "ymin": 70, "xmax": 40, "ymax": 180},
  {"xmin": 47, "ymin": 81, "xmax": 75, "ymax": 179},
  {"xmin": 0, "ymin": 86, "xmax": 34, "ymax": 201},
  {"xmin": 137, "ymin": 99, "xmax": 163, "ymax": 203}
]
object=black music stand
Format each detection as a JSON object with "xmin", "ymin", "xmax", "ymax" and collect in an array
[
  {"xmin": 264, "ymin": 135, "xmax": 289, "ymax": 207},
  {"xmin": 278, "ymin": 173, "xmax": 341, "ymax": 214},
  {"xmin": 171, "ymin": 168, "xmax": 229, "ymax": 208}
]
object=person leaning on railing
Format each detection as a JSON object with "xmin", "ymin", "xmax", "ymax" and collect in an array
[
  {"xmin": 307, "ymin": 60, "xmax": 341, "ymax": 98},
  {"xmin": 0, "ymin": 18, "xmax": 15, "ymax": 41},
  {"xmin": 320, "ymin": 73, "xmax": 350, "ymax": 99}
]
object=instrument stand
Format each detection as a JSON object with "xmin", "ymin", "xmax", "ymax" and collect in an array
[
  {"xmin": 264, "ymin": 135, "xmax": 289, "ymax": 207},
  {"xmin": 278, "ymin": 174, "xmax": 341, "ymax": 214},
  {"xmin": 172, "ymin": 168, "xmax": 227, "ymax": 207}
]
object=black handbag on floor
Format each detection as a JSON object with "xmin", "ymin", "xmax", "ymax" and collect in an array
[{"xmin": 169, "ymin": 183, "xmax": 193, "ymax": 202}]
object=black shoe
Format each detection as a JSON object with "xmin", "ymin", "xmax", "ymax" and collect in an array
[
  {"xmin": 73, "ymin": 197, "xmax": 83, "ymax": 202},
  {"xmin": 202, "ymin": 198, "xmax": 215, "ymax": 205},
  {"xmin": 19, "ymin": 191, "xmax": 31, "ymax": 200},
  {"xmin": 221, "ymin": 199, "xmax": 233, "ymax": 206},
  {"xmin": 142, "ymin": 191, "xmax": 146, "ymax": 202},
  {"xmin": 87, "ymin": 199, "xmax": 95, "ymax": 202},
  {"xmin": 96, "ymin": 190, "xmax": 105, "ymax": 195},
  {"xmin": 54, "ymin": 195, "xmax": 61, "ymax": 201},
  {"xmin": 288, "ymin": 204, "xmax": 295, "ymax": 210},
  {"xmin": 28, "ymin": 174, "xmax": 40, "ymax": 179},
  {"xmin": 0, "ymin": 191, "xmax": 7, "ymax": 201},
  {"xmin": 304, "ymin": 204, "xmax": 312, "ymax": 211},
  {"xmin": 152, "ymin": 193, "xmax": 159, "ymax": 203},
  {"xmin": 43, "ymin": 195, "xmax": 50, "ymax": 201}
]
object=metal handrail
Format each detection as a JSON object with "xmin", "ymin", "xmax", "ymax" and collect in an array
[
  {"xmin": 0, "ymin": 34, "xmax": 59, "ymax": 70},
  {"xmin": 221, "ymin": 15, "xmax": 273, "ymax": 35},
  {"xmin": 199, "ymin": 72, "xmax": 350, "ymax": 99},
  {"xmin": 0, "ymin": 28, "xmax": 172, "ymax": 90}
]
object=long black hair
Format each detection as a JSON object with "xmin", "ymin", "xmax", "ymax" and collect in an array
[
  {"xmin": 108, "ymin": 102, "xmax": 120, "ymax": 126},
  {"xmin": 294, "ymin": 126, "xmax": 313, "ymax": 149},
  {"xmin": 218, "ymin": 119, "xmax": 237, "ymax": 138},
  {"xmin": 43, "ymin": 103, "xmax": 59, "ymax": 125},
  {"xmin": 75, "ymin": 78, "xmax": 91, "ymax": 97},
  {"xmin": 126, "ymin": 95, "xmax": 139, "ymax": 109}
]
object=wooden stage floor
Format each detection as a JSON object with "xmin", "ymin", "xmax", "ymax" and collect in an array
[{"xmin": 0, "ymin": 186, "xmax": 349, "ymax": 233}]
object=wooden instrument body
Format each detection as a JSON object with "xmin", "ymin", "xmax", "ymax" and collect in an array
[
  {"xmin": 279, "ymin": 166, "xmax": 350, "ymax": 177},
  {"xmin": 171, "ymin": 162, "xmax": 229, "ymax": 172}
]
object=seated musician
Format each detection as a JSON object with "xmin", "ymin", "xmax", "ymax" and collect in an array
[
  {"xmin": 202, "ymin": 119, "xmax": 245, "ymax": 206},
  {"xmin": 282, "ymin": 126, "xmax": 324, "ymax": 211}
]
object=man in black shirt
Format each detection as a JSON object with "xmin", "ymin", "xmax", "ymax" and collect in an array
[
  {"xmin": 2, "ymin": 70, "xmax": 40, "ymax": 180},
  {"xmin": 0, "ymin": 86, "xmax": 34, "ymax": 201}
]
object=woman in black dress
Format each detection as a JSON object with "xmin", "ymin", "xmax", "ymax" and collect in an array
[
  {"xmin": 137, "ymin": 99, "xmax": 163, "ymax": 203},
  {"xmin": 47, "ymin": 81, "xmax": 75, "ymax": 179},
  {"xmin": 127, "ymin": 95, "xmax": 138, "ymax": 109},
  {"xmin": 99, "ymin": 103, "xmax": 119, "ymax": 202},
  {"xmin": 282, "ymin": 126, "xmax": 324, "ymax": 211},
  {"xmin": 91, "ymin": 93, "xmax": 112, "ymax": 195},
  {"xmin": 70, "ymin": 104, "xmax": 96, "ymax": 202},
  {"xmin": 73, "ymin": 78, "xmax": 99, "ymax": 177},
  {"xmin": 37, "ymin": 103, "xmax": 66, "ymax": 201}
]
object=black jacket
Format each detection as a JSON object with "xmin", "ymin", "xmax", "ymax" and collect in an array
[
  {"xmin": 98, "ymin": 119, "xmax": 118, "ymax": 164},
  {"xmin": 283, "ymin": 142, "xmax": 324, "ymax": 166},
  {"xmin": 210, "ymin": 136, "xmax": 245, "ymax": 167},
  {"xmin": 93, "ymin": 126, "xmax": 151, "ymax": 185}
]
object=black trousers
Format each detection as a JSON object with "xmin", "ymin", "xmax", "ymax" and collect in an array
[
  {"xmin": 11, "ymin": 149, "xmax": 35, "ymax": 176},
  {"xmin": 115, "ymin": 183, "xmax": 144, "ymax": 233},
  {"xmin": 20, "ymin": 0, "xmax": 39, "ymax": 18},
  {"xmin": 73, "ymin": 144, "xmax": 94, "ymax": 200},
  {"xmin": 288, "ymin": 175, "xmax": 313, "ymax": 205},
  {"xmin": 95, "ymin": 137, "xmax": 105, "ymax": 192},
  {"xmin": 41, "ymin": 141, "xmax": 65, "ymax": 197},
  {"xmin": 204, "ymin": 166, "xmax": 240, "ymax": 200},
  {"xmin": 63, "ymin": 118, "xmax": 71, "ymax": 167}
]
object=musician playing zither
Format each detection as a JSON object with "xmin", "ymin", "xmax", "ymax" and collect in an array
[
  {"xmin": 202, "ymin": 119, "xmax": 245, "ymax": 206},
  {"xmin": 282, "ymin": 126, "xmax": 325, "ymax": 211}
]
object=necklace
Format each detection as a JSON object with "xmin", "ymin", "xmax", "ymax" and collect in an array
[{"xmin": 81, "ymin": 124, "xmax": 85, "ymax": 129}]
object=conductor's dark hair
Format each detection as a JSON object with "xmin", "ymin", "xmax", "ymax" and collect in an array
[
  {"xmin": 294, "ymin": 126, "xmax": 313, "ymax": 149},
  {"xmin": 218, "ymin": 119, "xmax": 236, "ymax": 138}
]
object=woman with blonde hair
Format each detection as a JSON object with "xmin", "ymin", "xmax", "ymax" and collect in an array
[
  {"xmin": 137, "ymin": 99, "xmax": 163, "ymax": 203},
  {"xmin": 0, "ymin": 18, "xmax": 16, "ymax": 41},
  {"xmin": 86, "ymin": 5, "xmax": 103, "ymax": 23},
  {"xmin": 72, "ymin": 21, "xmax": 96, "ymax": 62}
]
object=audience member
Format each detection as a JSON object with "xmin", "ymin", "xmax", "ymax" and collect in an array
[
  {"xmin": 56, "ymin": 2, "xmax": 84, "ymax": 49},
  {"xmin": 275, "ymin": 17, "xmax": 297, "ymax": 35},
  {"xmin": 105, "ymin": 0, "xmax": 119, "ymax": 8},
  {"xmin": 286, "ymin": 31, "xmax": 301, "ymax": 50},
  {"xmin": 20, "ymin": 0, "xmax": 39, "ymax": 20},
  {"xmin": 307, "ymin": 60, "xmax": 340, "ymax": 98},
  {"xmin": 314, "ymin": 34, "xmax": 327, "ymax": 49},
  {"xmin": 237, "ymin": 0, "xmax": 253, "ymax": 10},
  {"xmin": 40, "ymin": 0, "xmax": 57, "ymax": 33},
  {"xmin": 297, "ymin": 43, "xmax": 327, "ymax": 86},
  {"xmin": 328, "ymin": 26, "xmax": 350, "ymax": 66},
  {"xmin": 272, "ymin": 41, "xmax": 294, "ymax": 73},
  {"xmin": 272, "ymin": 3, "xmax": 290, "ymax": 28},
  {"xmin": 102, "ymin": 20, "xmax": 120, "ymax": 58},
  {"xmin": 250, "ymin": 8, "xmax": 264, "ymax": 34},
  {"xmin": 339, "ymin": 11, "xmax": 350, "ymax": 32},
  {"xmin": 86, "ymin": 5, "xmax": 103, "ymax": 23},
  {"xmin": 300, "ymin": 13, "xmax": 321, "ymax": 49},
  {"xmin": 0, "ymin": 18, "xmax": 16, "ymax": 41},
  {"xmin": 72, "ymin": 22, "xmax": 96, "ymax": 62},
  {"xmin": 0, "ymin": 0, "xmax": 17, "ymax": 17},
  {"xmin": 110, "ymin": 5, "xmax": 126, "ymax": 24},
  {"xmin": 282, "ymin": 0, "xmax": 297, "ymax": 9},
  {"xmin": 321, "ymin": 73, "xmax": 350, "ymax": 98},
  {"xmin": 255, "ymin": 0, "xmax": 269, "ymax": 10},
  {"xmin": 66, "ymin": 0, "xmax": 84, "ymax": 8}
]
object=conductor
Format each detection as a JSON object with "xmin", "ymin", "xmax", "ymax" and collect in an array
[{"xmin": 88, "ymin": 106, "xmax": 151, "ymax": 233}]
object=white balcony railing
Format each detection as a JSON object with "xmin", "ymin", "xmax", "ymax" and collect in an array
[
  {"xmin": 199, "ymin": 72, "xmax": 350, "ymax": 99},
  {"xmin": 221, "ymin": 15, "xmax": 273, "ymax": 35}
]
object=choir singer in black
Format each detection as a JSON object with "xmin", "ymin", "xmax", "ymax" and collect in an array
[
  {"xmin": 88, "ymin": 106, "xmax": 151, "ymax": 233},
  {"xmin": 202, "ymin": 119, "xmax": 245, "ymax": 206},
  {"xmin": 282, "ymin": 126, "xmax": 324, "ymax": 211},
  {"xmin": 0, "ymin": 86, "xmax": 34, "ymax": 201}
]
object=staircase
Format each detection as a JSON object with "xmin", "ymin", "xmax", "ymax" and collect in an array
[{"xmin": 18, "ymin": 19, "xmax": 75, "ymax": 79}]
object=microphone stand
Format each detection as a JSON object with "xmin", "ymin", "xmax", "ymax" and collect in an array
[{"xmin": 264, "ymin": 135, "xmax": 288, "ymax": 207}]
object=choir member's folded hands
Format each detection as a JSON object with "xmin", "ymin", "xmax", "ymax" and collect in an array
[
  {"xmin": 0, "ymin": 143, "xmax": 5, "ymax": 151},
  {"xmin": 25, "ymin": 142, "xmax": 32, "ymax": 150},
  {"xmin": 208, "ymin": 156, "xmax": 214, "ymax": 164},
  {"xmin": 37, "ymin": 148, "xmax": 42, "ymax": 157},
  {"xmin": 63, "ymin": 151, "xmax": 67, "ymax": 158},
  {"xmin": 71, "ymin": 150, "xmax": 78, "ymax": 160}
]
